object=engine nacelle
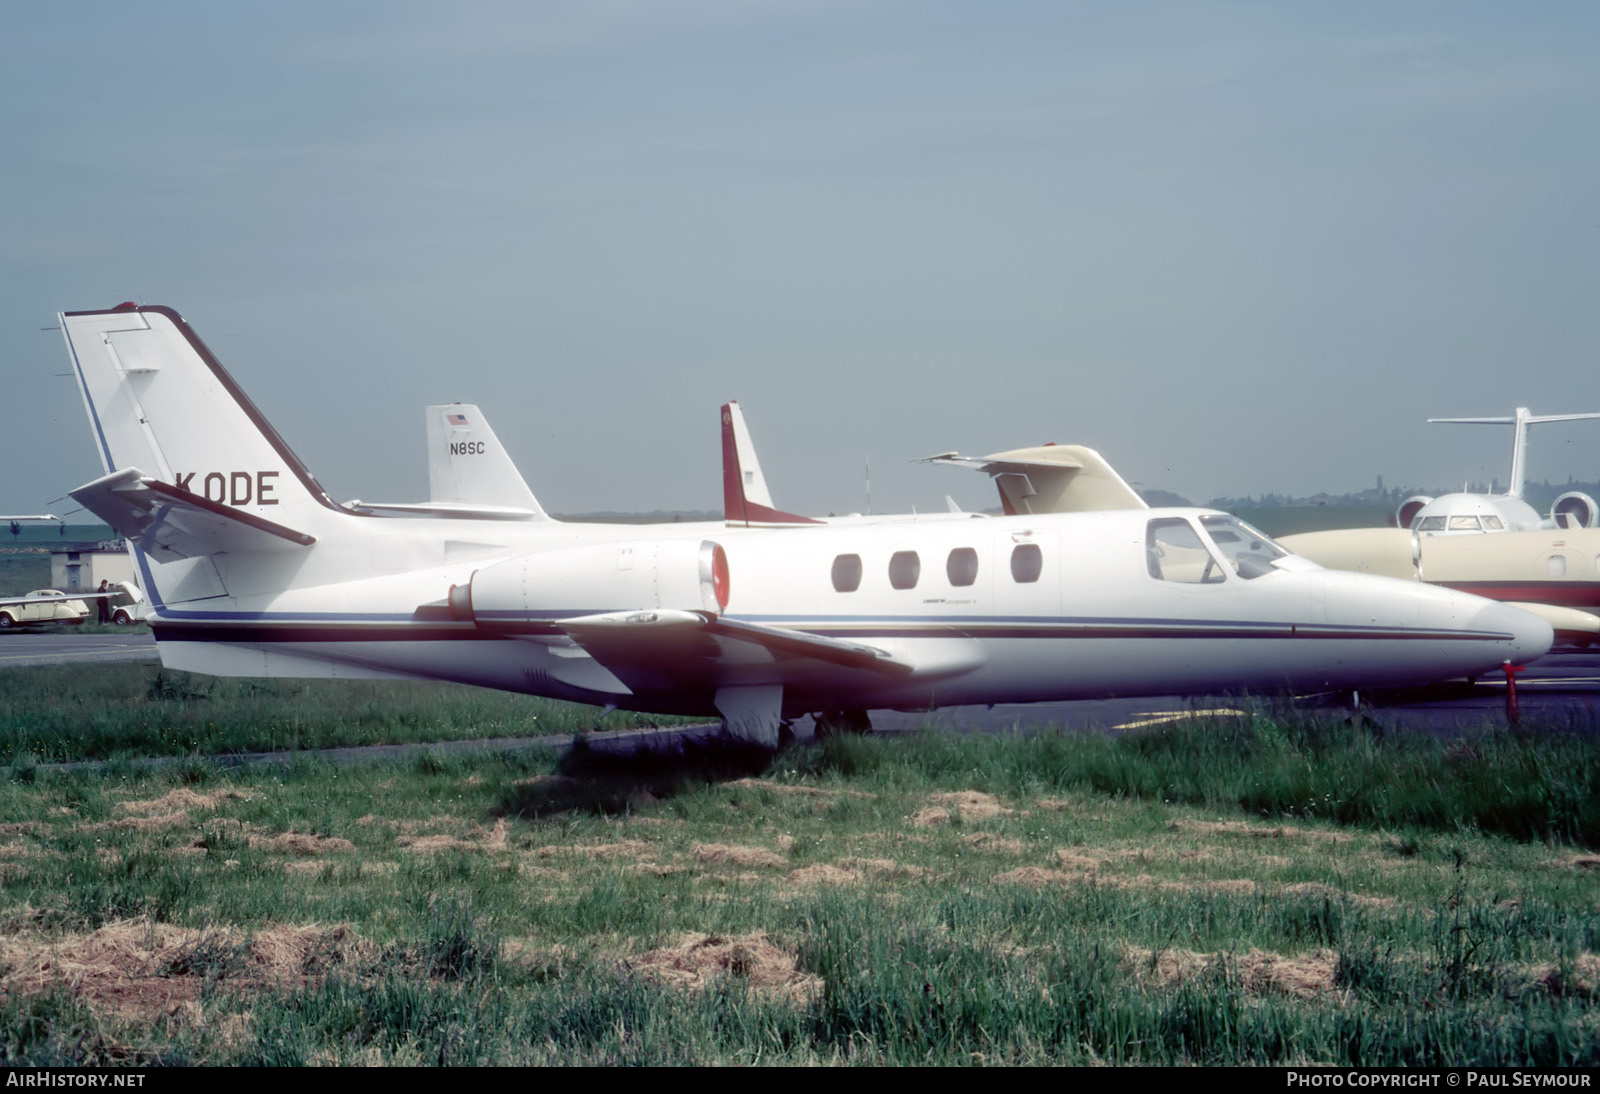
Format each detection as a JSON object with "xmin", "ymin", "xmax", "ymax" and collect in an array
[
  {"xmin": 1551, "ymin": 492, "xmax": 1599, "ymax": 529},
  {"xmin": 1395, "ymin": 496, "xmax": 1434, "ymax": 529},
  {"xmin": 450, "ymin": 538, "xmax": 729, "ymax": 628}
]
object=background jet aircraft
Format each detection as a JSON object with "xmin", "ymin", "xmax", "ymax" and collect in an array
[
  {"xmin": 56, "ymin": 303, "xmax": 1550, "ymax": 747},
  {"xmin": 1392, "ymin": 408, "xmax": 1600, "ymax": 534}
]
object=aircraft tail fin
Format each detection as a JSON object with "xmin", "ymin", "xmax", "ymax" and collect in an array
[
  {"xmin": 721, "ymin": 401, "xmax": 821, "ymax": 526},
  {"xmin": 921, "ymin": 444, "xmax": 1147, "ymax": 515},
  {"xmin": 59, "ymin": 304, "xmax": 341, "ymax": 530},
  {"xmin": 427, "ymin": 404, "xmax": 548, "ymax": 518},
  {"xmin": 1429, "ymin": 407, "xmax": 1600, "ymax": 499}
]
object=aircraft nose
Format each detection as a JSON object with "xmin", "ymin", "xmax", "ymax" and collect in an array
[{"xmin": 1475, "ymin": 599, "xmax": 1554, "ymax": 665}]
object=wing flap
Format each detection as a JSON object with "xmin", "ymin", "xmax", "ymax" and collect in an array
[{"xmin": 69, "ymin": 468, "xmax": 316, "ymax": 562}]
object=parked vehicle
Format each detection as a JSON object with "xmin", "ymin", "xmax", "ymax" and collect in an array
[{"xmin": 0, "ymin": 590, "xmax": 90, "ymax": 629}]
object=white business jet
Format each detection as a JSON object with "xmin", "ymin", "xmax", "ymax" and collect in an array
[{"xmin": 57, "ymin": 304, "xmax": 1550, "ymax": 746}]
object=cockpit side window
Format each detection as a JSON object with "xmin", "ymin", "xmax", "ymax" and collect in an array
[
  {"xmin": 1199, "ymin": 515, "xmax": 1288, "ymax": 580},
  {"xmin": 1417, "ymin": 516, "xmax": 1447, "ymax": 532},
  {"xmin": 1482, "ymin": 516, "xmax": 1504, "ymax": 530},
  {"xmin": 1147, "ymin": 518, "xmax": 1225, "ymax": 584}
]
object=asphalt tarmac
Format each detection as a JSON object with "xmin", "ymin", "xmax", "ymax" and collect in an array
[{"xmin": 0, "ymin": 629, "xmax": 159, "ymax": 668}]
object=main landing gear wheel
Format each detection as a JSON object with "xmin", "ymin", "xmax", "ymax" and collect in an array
[{"xmin": 814, "ymin": 709, "xmax": 873, "ymax": 738}]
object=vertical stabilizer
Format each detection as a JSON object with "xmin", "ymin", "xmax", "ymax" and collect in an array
[
  {"xmin": 1428, "ymin": 408, "xmax": 1600, "ymax": 499},
  {"xmin": 60, "ymin": 305, "xmax": 339, "ymax": 529},
  {"xmin": 721, "ymin": 401, "xmax": 820, "ymax": 526},
  {"xmin": 427, "ymin": 404, "xmax": 547, "ymax": 517}
]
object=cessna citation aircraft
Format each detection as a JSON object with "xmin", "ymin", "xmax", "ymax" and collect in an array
[{"xmin": 57, "ymin": 304, "xmax": 1551, "ymax": 746}]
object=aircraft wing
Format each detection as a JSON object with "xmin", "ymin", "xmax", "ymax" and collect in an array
[
  {"xmin": 69, "ymin": 468, "xmax": 316, "ymax": 562},
  {"xmin": 549, "ymin": 609, "xmax": 918, "ymax": 695}
]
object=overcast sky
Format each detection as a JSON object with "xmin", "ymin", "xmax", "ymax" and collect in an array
[{"xmin": 3, "ymin": 2, "xmax": 1597, "ymax": 517}]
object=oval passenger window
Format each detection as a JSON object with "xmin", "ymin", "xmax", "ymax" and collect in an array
[
  {"xmin": 889, "ymin": 551, "xmax": 921, "ymax": 590},
  {"xmin": 946, "ymin": 547, "xmax": 979, "ymax": 587},
  {"xmin": 831, "ymin": 554, "xmax": 862, "ymax": 593},
  {"xmin": 1011, "ymin": 543, "xmax": 1043, "ymax": 583}
]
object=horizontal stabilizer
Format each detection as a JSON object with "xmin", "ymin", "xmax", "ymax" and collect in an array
[
  {"xmin": 345, "ymin": 500, "xmax": 545, "ymax": 521},
  {"xmin": 921, "ymin": 444, "xmax": 1146, "ymax": 515},
  {"xmin": 69, "ymin": 468, "xmax": 316, "ymax": 562}
]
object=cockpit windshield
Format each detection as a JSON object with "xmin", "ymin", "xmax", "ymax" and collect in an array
[{"xmin": 1199, "ymin": 515, "xmax": 1289, "ymax": 579}]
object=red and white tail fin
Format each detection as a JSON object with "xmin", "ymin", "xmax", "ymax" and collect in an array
[{"xmin": 720, "ymin": 401, "xmax": 820, "ymax": 527}]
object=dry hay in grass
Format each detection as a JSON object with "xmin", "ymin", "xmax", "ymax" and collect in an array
[
  {"xmin": 692, "ymin": 842, "xmax": 787, "ymax": 869},
  {"xmin": 1169, "ymin": 819, "xmax": 1354, "ymax": 844},
  {"xmin": 1509, "ymin": 953, "xmax": 1600, "ymax": 999},
  {"xmin": 399, "ymin": 818, "xmax": 511, "ymax": 854},
  {"xmin": 996, "ymin": 867, "xmax": 1259, "ymax": 898},
  {"xmin": 87, "ymin": 811, "xmax": 193, "ymax": 834},
  {"xmin": 629, "ymin": 932, "xmax": 821, "ymax": 1004},
  {"xmin": 1123, "ymin": 943, "xmax": 1339, "ymax": 1000},
  {"xmin": 914, "ymin": 790, "xmax": 1018, "ymax": 827},
  {"xmin": 248, "ymin": 830, "xmax": 355, "ymax": 855},
  {"xmin": 839, "ymin": 856, "xmax": 933, "ymax": 880},
  {"xmin": 962, "ymin": 832, "xmax": 1027, "ymax": 854},
  {"xmin": 531, "ymin": 839, "xmax": 652, "ymax": 860},
  {"xmin": 1552, "ymin": 855, "xmax": 1600, "ymax": 871},
  {"xmin": 1054, "ymin": 850, "xmax": 1105, "ymax": 872},
  {"xmin": 117, "ymin": 789, "xmax": 245, "ymax": 815},
  {"xmin": 727, "ymin": 778, "xmax": 875, "ymax": 801},
  {"xmin": 0, "ymin": 919, "xmax": 373, "ymax": 1021},
  {"xmin": 1281, "ymin": 881, "xmax": 1399, "ymax": 911},
  {"xmin": 785, "ymin": 864, "xmax": 865, "ymax": 887}
]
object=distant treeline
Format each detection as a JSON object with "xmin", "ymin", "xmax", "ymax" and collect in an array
[{"xmin": 1210, "ymin": 478, "xmax": 1600, "ymax": 511}]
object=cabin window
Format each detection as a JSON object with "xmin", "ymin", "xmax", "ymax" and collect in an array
[
  {"xmin": 889, "ymin": 551, "xmax": 921, "ymax": 589},
  {"xmin": 946, "ymin": 547, "xmax": 979, "ymax": 587},
  {"xmin": 1548, "ymin": 554, "xmax": 1568, "ymax": 578},
  {"xmin": 1147, "ymin": 518, "xmax": 1225, "ymax": 584},
  {"xmin": 1010, "ymin": 543, "xmax": 1043, "ymax": 583},
  {"xmin": 831, "ymin": 554, "xmax": 862, "ymax": 593}
]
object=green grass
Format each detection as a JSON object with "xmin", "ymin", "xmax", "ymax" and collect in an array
[
  {"xmin": 0, "ymin": 665, "xmax": 695, "ymax": 764},
  {"xmin": 0, "ymin": 710, "xmax": 1594, "ymax": 1064}
]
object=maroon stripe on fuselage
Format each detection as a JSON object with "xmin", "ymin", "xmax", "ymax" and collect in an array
[{"xmin": 1437, "ymin": 581, "xmax": 1600, "ymax": 609}]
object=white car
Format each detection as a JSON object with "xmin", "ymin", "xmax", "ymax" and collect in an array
[{"xmin": 0, "ymin": 589, "xmax": 91, "ymax": 629}]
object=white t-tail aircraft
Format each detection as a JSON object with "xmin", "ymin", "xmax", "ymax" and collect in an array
[
  {"xmin": 56, "ymin": 304, "xmax": 1551, "ymax": 746},
  {"xmin": 1391, "ymin": 408, "xmax": 1600, "ymax": 535}
]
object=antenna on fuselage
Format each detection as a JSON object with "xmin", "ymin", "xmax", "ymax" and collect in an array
[{"xmin": 1427, "ymin": 407, "xmax": 1600, "ymax": 499}]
